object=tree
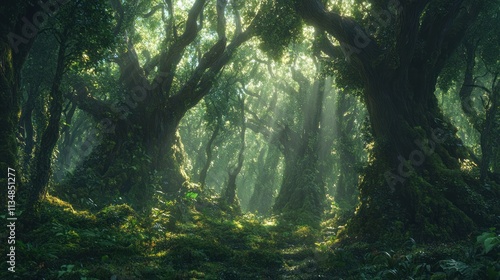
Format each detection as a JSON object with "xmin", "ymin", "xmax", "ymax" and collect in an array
[
  {"xmin": 0, "ymin": 1, "xmax": 43, "ymax": 208},
  {"xmin": 18, "ymin": 0, "xmax": 119, "ymax": 214},
  {"xmin": 272, "ymin": 67, "xmax": 328, "ymax": 225},
  {"xmin": 220, "ymin": 95, "xmax": 246, "ymax": 210},
  {"xmin": 243, "ymin": 56, "xmax": 337, "ymax": 225},
  {"xmin": 247, "ymin": 146, "xmax": 281, "ymax": 215},
  {"xmin": 60, "ymin": 0, "xmax": 261, "ymax": 208},
  {"xmin": 454, "ymin": 6, "xmax": 500, "ymax": 183},
  {"xmin": 284, "ymin": 0, "xmax": 500, "ymax": 240}
]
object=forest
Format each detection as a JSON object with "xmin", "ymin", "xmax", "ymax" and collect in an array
[{"xmin": 1, "ymin": 0, "xmax": 500, "ymax": 279}]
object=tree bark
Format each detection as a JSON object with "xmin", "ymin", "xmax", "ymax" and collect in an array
[
  {"xmin": 199, "ymin": 124, "xmax": 220, "ymax": 189},
  {"xmin": 59, "ymin": 1, "xmax": 258, "ymax": 209},
  {"xmin": 273, "ymin": 77, "xmax": 327, "ymax": 226},
  {"xmin": 295, "ymin": 0, "xmax": 499, "ymax": 241},
  {"xmin": 334, "ymin": 93, "xmax": 360, "ymax": 208},
  {"xmin": 0, "ymin": 2, "xmax": 43, "ymax": 209},
  {"xmin": 221, "ymin": 97, "xmax": 245, "ymax": 210},
  {"xmin": 28, "ymin": 38, "xmax": 67, "ymax": 212}
]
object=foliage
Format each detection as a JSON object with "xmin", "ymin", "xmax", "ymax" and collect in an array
[
  {"xmin": 4, "ymin": 192, "xmax": 500, "ymax": 280},
  {"xmin": 5, "ymin": 0, "xmax": 500, "ymax": 279},
  {"xmin": 255, "ymin": 0, "xmax": 303, "ymax": 59}
]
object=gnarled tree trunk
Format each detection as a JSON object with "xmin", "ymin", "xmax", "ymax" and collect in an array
[
  {"xmin": 273, "ymin": 76, "xmax": 327, "ymax": 226},
  {"xmin": 58, "ymin": 1, "xmax": 257, "ymax": 209},
  {"xmin": 295, "ymin": 0, "xmax": 500, "ymax": 241}
]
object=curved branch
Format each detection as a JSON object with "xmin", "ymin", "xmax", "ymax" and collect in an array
[
  {"xmin": 294, "ymin": 0, "xmax": 382, "ymax": 71},
  {"xmin": 142, "ymin": 5, "xmax": 163, "ymax": 18},
  {"xmin": 71, "ymin": 83, "xmax": 113, "ymax": 120},
  {"xmin": 157, "ymin": 0, "xmax": 207, "ymax": 96}
]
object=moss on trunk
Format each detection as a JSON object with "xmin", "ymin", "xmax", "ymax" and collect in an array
[{"xmin": 343, "ymin": 110, "xmax": 500, "ymax": 242}]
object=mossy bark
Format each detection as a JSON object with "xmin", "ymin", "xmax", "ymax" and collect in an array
[
  {"xmin": 0, "ymin": 2, "xmax": 41, "ymax": 209},
  {"xmin": 273, "ymin": 78, "xmax": 326, "ymax": 226},
  {"xmin": 57, "ymin": 115, "xmax": 189, "ymax": 210},
  {"xmin": 0, "ymin": 42, "xmax": 19, "ymax": 210},
  {"xmin": 28, "ymin": 39, "xmax": 66, "ymax": 213},
  {"xmin": 293, "ymin": 0, "xmax": 499, "ymax": 242},
  {"xmin": 344, "ymin": 81, "xmax": 500, "ymax": 242}
]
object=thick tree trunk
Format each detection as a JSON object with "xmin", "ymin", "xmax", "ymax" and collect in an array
[
  {"xmin": 346, "ymin": 76, "xmax": 499, "ymax": 241},
  {"xmin": 273, "ymin": 78, "xmax": 326, "ymax": 226},
  {"xmin": 58, "ymin": 112, "xmax": 189, "ymax": 209},
  {"xmin": 293, "ymin": 0, "xmax": 499, "ymax": 241},
  {"xmin": 0, "ymin": 2, "xmax": 42, "ymax": 209}
]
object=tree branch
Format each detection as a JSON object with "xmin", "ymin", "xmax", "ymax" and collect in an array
[
  {"xmin": 142, "ymin": 5, "xmax": 163, "ymax": 18},
  {"xmin": 294, "ymin": 0, "xmax": 383, "ymax": 73},
  {"xmin": 71, "ymin": 82, "xmax": 113, "ymax": 120},
  {"xmin": 156, "ymin": 0, "xmax": 207, "ymax": 97}
]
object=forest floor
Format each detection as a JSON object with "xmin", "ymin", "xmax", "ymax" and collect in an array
[{"xmin": 2, "ymin": 194, "xmax": 499, "ymax": 280}]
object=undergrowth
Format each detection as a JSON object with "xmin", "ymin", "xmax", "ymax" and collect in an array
[{"xmin": 1, "ymin": 194, "xmax": 498, "ymax": 279}]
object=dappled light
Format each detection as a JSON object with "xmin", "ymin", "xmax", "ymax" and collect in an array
[{"xmin": 1, "ymin": 0, "xmax": 499, "ymax": 279}]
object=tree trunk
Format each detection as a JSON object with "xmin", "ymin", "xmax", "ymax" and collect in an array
[
  {"xmin": 0, "ymin": 41, "xmax": 19, "ymax": 210},
  {"xmin": 58, "ymin": 108, "xmax": 189, "ymax": 209},
  {"xmin": 0, "ymin": 2, "xmax": 42, "ymax": 209},
  {"xmin": 273, "ymin": 78, "xmax": 326, "ymax": 226},
  {"xmin": 19, "ymin": 85, "xmax": 37, "ymax": 172},
  {"xmin": 200, "ymin": 125, "xmax": 220, "ymax": 188},
  {"xmin": 220, "ymin": 97, "xmax": 245, "ymax": 210},
  {"xmin": 347, "ymin": 75, "xmax": 499, "ymax": 241},
  {"xmin": 28, "ymin": 40, "xmax": 66, "ymax": 212},
  {"xmin": 293, "ymin": 0, "xmax": 499, "ymax": 241}
]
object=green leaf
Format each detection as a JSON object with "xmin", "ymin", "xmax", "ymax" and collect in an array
[
  {"xmin": 185, "ymin": 192, "xmax": 198, "ymax": 199},
  {"xmin": 440, "ymin": 259, "xmax": 472, "ymax": 277},
  {"xmin": 477, "ymin": 232, "xmax": 496, "ymax": 245},
  {"xmin": 483, "ymin": 236, "xmax": 500, "ymax": 253}
]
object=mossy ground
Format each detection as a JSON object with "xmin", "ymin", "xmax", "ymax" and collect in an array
[{"xmin": 1, "ymin": 195, "xmax": 499, "ymax": 279}]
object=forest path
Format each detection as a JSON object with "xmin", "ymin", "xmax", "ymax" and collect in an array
[{"xmin": 279, "ymin": 245, "xmax": 326, "ymax": 279}]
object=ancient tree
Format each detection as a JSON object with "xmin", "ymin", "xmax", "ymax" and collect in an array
[
  {"xmin": 292, "ymin": 0, "xmax": 500, "ymax": 240},
  {"xmin": 64, "ymin": 0, "xmax": 259, "ymax": 208}
]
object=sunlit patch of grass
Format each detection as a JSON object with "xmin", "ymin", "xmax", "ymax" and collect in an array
[
  {"xmin": 263, "ymin": 217, "xmax": 277, "ymax": 227},
  {"xmin": 459, "ymin": 158, "xmax": 478, "ymax": 172},
  {"xmin": 233, "ymin": 220, "xmax": 244, "ymax": 230}
]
